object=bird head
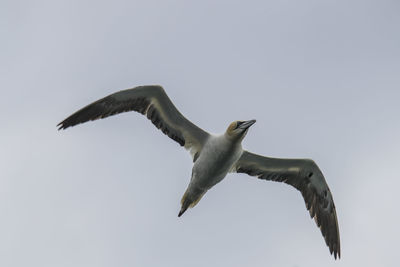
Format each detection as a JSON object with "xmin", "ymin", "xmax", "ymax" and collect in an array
[{"xmin": 225, "ymin": 120, "xmax": 256, "ymax": 141}]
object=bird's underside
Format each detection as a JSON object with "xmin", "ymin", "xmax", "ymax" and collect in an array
[{"xmin": 58, "ymin": 85, "xmax": 340, "ymax": 259}]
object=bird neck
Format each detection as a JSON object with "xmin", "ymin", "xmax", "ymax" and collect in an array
[{"xmin": 223, "ymin": 131, "xmax": 245, "ymax": 144}]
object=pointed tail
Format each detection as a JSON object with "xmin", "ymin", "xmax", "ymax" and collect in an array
[{"xmin": 178, "ymin": 188, "xmax": 206, "ymax": 217}]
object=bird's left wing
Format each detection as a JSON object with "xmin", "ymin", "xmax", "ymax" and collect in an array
[
  {"xmin": 57, "ymin": 85, "xmax": 209, "ymax": 161},
  {"xmin": 233, "ymin": 150, "xmax": 340, "ymax": 259}
]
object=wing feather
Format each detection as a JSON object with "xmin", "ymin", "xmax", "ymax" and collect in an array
[
  {"xmin": 58, "ymin": 85, "xmax": 209, "ymax": 159},
  {"xmin": 235, "ymin": 151, "xmax": 340, "ymax": 259}
]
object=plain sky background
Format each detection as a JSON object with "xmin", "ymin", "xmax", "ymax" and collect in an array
[{"xmin": 1, "ymin": 0, "xmax": 399, "ymax": 266}]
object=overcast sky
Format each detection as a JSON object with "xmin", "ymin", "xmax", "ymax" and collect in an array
[{"xmin": 1, "ymin": 0, "xmax": 400, "ymax": 266}]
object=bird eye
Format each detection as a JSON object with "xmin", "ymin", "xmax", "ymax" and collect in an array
[{"xmin": 235, "ymin": 121, "xmax": 243, "ymax": 129}]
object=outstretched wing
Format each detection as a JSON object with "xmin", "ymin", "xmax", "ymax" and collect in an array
[
  {"xmin": 58, "ymin": 85, "xmax": 209, "ymax": 160},
  {"xmin": 234, "ymin": 151, "xmax": 340, "ymax": 259}
]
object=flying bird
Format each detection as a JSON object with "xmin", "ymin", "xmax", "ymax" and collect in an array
[{"xmin": 58, "ymin": 85, "xmax": 340, "ymax": 259}]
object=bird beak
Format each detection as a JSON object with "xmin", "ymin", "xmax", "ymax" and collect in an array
[{"xmin": 238, "ymin": 119, "xmax": 256, "ymax": 129}]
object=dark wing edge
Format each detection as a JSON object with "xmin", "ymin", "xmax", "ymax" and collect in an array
[
  {"xmin": 57, "ymin": 85, "xmax": 209, "ymax": 155},
  {"xmin": 234, "ymin": 150, "xmax": 341, "ymax": 259}
]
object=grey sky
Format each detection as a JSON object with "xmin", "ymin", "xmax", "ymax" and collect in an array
[{"xmin": 1, "ymin": 0, "xmax": 400, "ymax": 266}]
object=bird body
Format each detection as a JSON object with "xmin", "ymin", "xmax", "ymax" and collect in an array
[
  {"xmin": 58, "ymin": 85, "xmax": 340, "ymax": 259},
  {"xmin": 180, "ymin": 133, "xmax": 244, "ymax": 215},
  {"xmin": 193, "ymin": 133, "xmax": 243, "ymax": 188}
]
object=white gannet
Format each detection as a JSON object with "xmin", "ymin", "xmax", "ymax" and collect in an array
[{"xmin": 58, "ymin": 85, "xmax": 340, "ymax": 259}]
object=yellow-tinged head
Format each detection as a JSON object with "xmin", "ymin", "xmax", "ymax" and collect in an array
[{"xmin": 225, "ymin": 119, "xmax": 256, "ymax": 140}]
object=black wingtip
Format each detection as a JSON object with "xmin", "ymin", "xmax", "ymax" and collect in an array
[
  {"xmin": 57, "ymin": 122, "xmax": 66, "ymax": 131},
  {"xmin": 57, "ymin": 119, "xmax": 73, "ymax": 130},
  {"xmin": 331, "ymin": 245, "xmax": 340, "ymax": 260}
]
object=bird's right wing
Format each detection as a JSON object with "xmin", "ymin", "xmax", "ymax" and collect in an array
[
  {"xmin": 233, "ymin": 151, "xmax": 340, "ymax": 259},
  {"xmin": 58, "ymin": 85, "xmax": 210, "ymax": 161}
]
